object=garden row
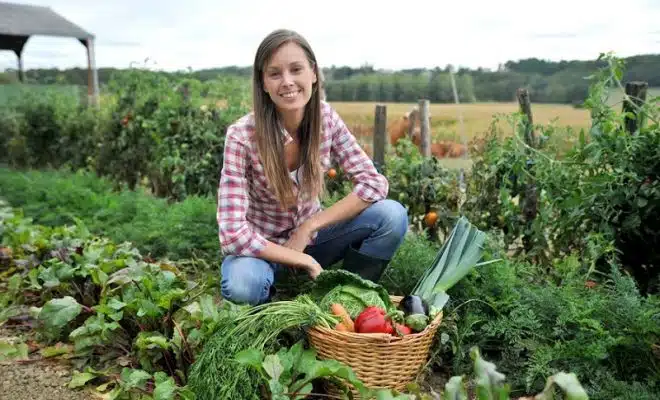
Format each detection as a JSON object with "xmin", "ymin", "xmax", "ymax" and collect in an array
[
  {"xmin": 0, "ymin": 69, "xmax": 250, "ymax": 202},
  {"xmin": 1, "ymin": 172, "xmax": 658, "ymax": 399}
]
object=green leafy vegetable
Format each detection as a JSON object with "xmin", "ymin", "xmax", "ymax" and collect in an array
[
  {"xmin": 187, "ymin": 295, "xmax": 340, "ymax": 400},
  {"xmin": 310, "ymin": 269, "xmax": 396, "ymax": 318},
  {"xmin": 37, "ymin": 296, "xmax": 83, "ymax": 337},
  {"xmin": 404, "ymin": 313, "xmax": 429, "ymax": 332},
  {"xmin": 411, "ymin": 216, "xmax": 500, "ymax": 314},
  {"xmin": 236, "ymin": 340, "xmax": 373, "ymax": 400}
]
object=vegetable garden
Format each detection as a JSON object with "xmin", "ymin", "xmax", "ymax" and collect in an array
[{"xmin": 0, "ymin": 53, "xmax": 659, "ymax": 399}]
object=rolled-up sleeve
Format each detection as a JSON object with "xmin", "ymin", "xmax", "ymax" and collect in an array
[
  {"xmin": 217, "ymin": 125, "xmax": 268, "ymax": 256},
  {"xmin": 328, "ymin": 106, "xmax": 388, "ymax": 202}
]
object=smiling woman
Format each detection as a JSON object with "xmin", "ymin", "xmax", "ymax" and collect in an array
[{"xmin": 216, "ymin": 29, "xmax": 408, "ymax": 306}]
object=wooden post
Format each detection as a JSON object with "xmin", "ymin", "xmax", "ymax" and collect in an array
[
  {"xmin": 516, "ymin": 88, "xmax": 535, "ymax": 147},
  {"xmin": 85, "ymin": 38, "xmax": 100, "ymax": 107},
  {"xmin": 13, "ymin": 50, "xmax": 24, "ymax": 83},
  {"xmin": 373, "ymin": 104, "xmax": 387, "ymax": 170},
  {"xmin": 623, "ymin": 81, "xmax": 648, "ymax": 135},
  {"xmin": 418, "ymin": 99, "xmax": 431, "ymax": 157},
  {"xmin": 516, "ymin": 88, "xmax": 539, "ymax": 259}
]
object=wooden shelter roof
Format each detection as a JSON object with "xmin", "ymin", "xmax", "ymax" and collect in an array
[
  {"xmin": 0, "ymin": 1, "xmax": 99, "ymax": 105},
  {"xmin": 0, "ymin": 1, "xmax": 94, "ymax": 45}
]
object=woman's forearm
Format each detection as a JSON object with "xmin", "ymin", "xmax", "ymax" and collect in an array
[
  {"xmin": 251, "ymin": 192, "xmax": 370, "ymax": 268},
  {"xmin": 306, "ymin": 191, "xmax": 371, "ymax": 233},
  {"xmin": 257, "ymin": 240, "xmax": 319, "ymax": 269}
]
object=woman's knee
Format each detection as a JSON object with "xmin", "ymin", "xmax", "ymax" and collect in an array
[
  {"xmin": 369, "ymin": 199, "xmax": 409, "ymax": 237},
  {"xmin": 220, "ymin": 255, "xmax": 275, "ymax": 306}
]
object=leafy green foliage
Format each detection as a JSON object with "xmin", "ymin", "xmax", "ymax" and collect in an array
[
  {"xmin": 384, "ymin": 139, "xmax": 463, "ymax": 238},
  {"xmin": 0, "ymin": 167, "xmax": 219, "ymax": 262},
  {"xmin": 464, "ymin": 52, "xmax": 660, "ymax": 292},
  {"xmin": 436, "ymin": 255, "xmax": 660, "ymax": 399},
  {"xmin": 0, "ymin": 198, "xmax": 224, "ymax": 399},
  {"xmin": 0, "ymin": 84, "xmax": 110, "ymax": 171},
  {"xmin": 0, "ymin": 340, "xmax": 29, "ymax": 361},
  {"xmin": 187, "ymin": 295, "xmax": 342, "ymax": 400},
  {"xmin": 463, "ymin": 347, "xmax": 589, "ymax": 400},
  {"xmin": 236, "ymin": 341, "xmax": 371, "ymax": 399},
  {"xmin": 0, "ymin": 68, "xmax": 250, "ymax": 202}
]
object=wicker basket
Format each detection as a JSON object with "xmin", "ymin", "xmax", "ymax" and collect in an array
[{"xmin": 307, "ymin": 295, "xmax": 443, "ymax": 398}]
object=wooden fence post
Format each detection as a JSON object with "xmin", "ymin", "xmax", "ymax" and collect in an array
[
  {"xmin": 517, "ymin": 88, "xmax": 536, "ymax": 147},
  {"xmin": 516, "ymin": 88, "xmax": 539, "ymax": 258},
  {"xmin": 623, "ymin": 81, "xmax": 648, "ymax": 135},
  {"xmin": 373, "ymin": 104, "xmax": 387, "ymax": 170},
  {"xmin": 418, "ymin": 99, "xmax": 431, "ymax": 157}
]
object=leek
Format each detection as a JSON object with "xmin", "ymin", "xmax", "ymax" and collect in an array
[{"xmin": 411, "ymin": 216, "xmax": 500, "ymax": 315}]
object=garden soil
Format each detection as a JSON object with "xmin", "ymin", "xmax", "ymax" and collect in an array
[{"xmin": 0, "ymin": 327, "xmax": 93, "ymax": 400}]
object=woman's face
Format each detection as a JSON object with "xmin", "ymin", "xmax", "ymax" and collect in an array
[{"xmin": 262, "ymin": 41, "xmax": 317, "ymax": 114}]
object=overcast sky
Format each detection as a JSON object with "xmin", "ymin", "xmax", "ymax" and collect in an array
[{"xmin": 1, "ymin": 0, "xmax": 659, "ymax": 72}]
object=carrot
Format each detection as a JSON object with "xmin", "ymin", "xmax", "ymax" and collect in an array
[
  {"xmin": 335, "ymin": 322, "xmax": 349, "ymax": 331},
  {"xmin": 331, "ymin": 303, "xmax": 355, "ymax": 332}
]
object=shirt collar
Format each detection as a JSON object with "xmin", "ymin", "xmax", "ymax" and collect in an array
[{"xmin": 277, "ymin": 119, "xmax": 294, "ymax": 145}]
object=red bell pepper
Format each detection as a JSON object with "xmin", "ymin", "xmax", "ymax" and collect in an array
[{"xmin": 354, "ymin": 306, "xmax": 394, "ymax": 334}]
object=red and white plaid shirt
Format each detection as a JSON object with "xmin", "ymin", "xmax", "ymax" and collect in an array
[{"xmin": 217, "ymin": 101, "xmax": 389, "ymax": 257}]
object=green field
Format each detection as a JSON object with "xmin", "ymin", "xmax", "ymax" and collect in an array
[{"xmin": 0, "ymin": 83, "xmax": 82, "ymax": 106}]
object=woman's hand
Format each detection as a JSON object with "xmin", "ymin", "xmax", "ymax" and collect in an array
[
  {"xmin": 283, "ymin": 221, "xmax": 316, "ymax": 252},
  {"xmin": 304, "ymin": 256, "xmax": 323, "ymax": 279},
  {"xmin": 293, "ymin": 252, "xmax": 322, "ymax": 279},
  {"xmin": 280, "ymin": 223, "xmax": 321, "ymax": 278}
]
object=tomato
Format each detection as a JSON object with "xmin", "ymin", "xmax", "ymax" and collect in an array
[
  {"xmin": 424, "ymin": 211, "xmax": 438, "ymax": 227},
  {"xmin": 394, "ymin": 323, "xmax": 413, "ymax": 335}
]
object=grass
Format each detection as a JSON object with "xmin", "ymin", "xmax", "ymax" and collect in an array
[{"xmin": 0, "ymin": 83, "xmax": 83, "ymax": 106}]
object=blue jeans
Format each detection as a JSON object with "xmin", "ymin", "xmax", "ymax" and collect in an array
[{"xmin": 220, "ymin": 199, "xmax": 408, "ymax": 306}]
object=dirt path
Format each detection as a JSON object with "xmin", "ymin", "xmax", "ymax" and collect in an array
[{"xmin": 0, "ymin": 326, "xmax": 94, "ymax": 400}]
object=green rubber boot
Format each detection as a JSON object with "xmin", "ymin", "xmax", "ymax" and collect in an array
[{"xmin": 341, "ymin": 244, "xmax": 390, "ymax": 283}]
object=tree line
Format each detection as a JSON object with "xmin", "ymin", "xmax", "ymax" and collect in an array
[{"xmin": 1, "ymin": 54, "xmax": 658, "ymax": 104}]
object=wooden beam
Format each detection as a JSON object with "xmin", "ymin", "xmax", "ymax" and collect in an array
[
  {"xmin": 373, "ymin": 104, "xmax": 387, "ymax": 170},
  {"xmin": 4, "ymin": 35, "xmax": 29, "ymax": 83},
  {"xmin": 14, "ymin": 51, "xmax": 24, "ymax": 83},
  {"xmin": 85, "ymin": 38, "xmax": 100, "ymax": 107}
]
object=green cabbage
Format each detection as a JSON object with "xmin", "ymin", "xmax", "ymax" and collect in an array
[{"xmin": 309, "ymin": 269, "xmax": 395, "ymax": 319}]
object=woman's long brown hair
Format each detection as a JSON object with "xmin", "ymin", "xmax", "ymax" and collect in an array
[{"xmin": 252, "ymin": 29, "xmax": 325, "ymax": 209}]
